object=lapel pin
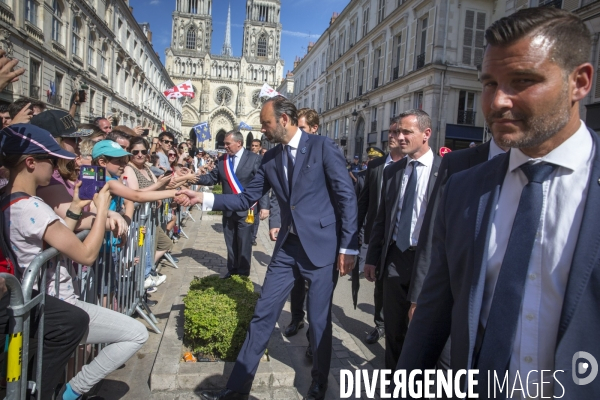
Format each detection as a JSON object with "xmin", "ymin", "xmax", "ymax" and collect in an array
[
  {"xmin": 434, "ymin": 172, "xmax": 438, "ymax": 177},
  {"xmin": 597, "ymin": 178, "xmax": 600, "ymax": 185},
  {"xmin": 301, "ymin": 147, "xmax": 307, "ymax": 154}
]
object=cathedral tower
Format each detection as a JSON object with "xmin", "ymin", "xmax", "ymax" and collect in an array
[
  {"xmin": 222, "ymin": 3, "xmax": 233, "ymax": 57},
  {"xmin": 171, "ymin": 0, "xmax": 212, "ymax": 54},
  {"xmin": 243, "ymin": 0, "xmax": 282, "ymax": 62}
]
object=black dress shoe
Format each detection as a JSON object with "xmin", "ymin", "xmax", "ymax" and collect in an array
[
  {"xmin": 199, "ymin": 388, "xmax": 249, "ymax": 400},
  {"xmin": 305, "ymin": 381, "xmax": 327, "ymax": 400},
  {"xmin": 365, "ymin": 327, "xmax": 385, "ymax": 344},
  {"xmin": 305, "ymin": 345, "xmax": 313, "ymax": 359},
  {"xmin": 284, "ymin": 319, "xmax": 305, "ymax": 337}
]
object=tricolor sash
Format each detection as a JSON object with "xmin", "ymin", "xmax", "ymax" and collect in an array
[{"xmin": 224, "ymin": 154, "xmax": 257, "ymax": 223}]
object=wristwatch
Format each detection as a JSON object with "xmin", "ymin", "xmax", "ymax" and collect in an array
[{"xmin": 66, "ymin": 209, "xmax": 83, "ymax": 220}]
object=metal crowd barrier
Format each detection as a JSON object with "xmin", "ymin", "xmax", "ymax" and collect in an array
[{"xmin": 0, "ymin": 193, "xmax": 201, "ymax": 400}]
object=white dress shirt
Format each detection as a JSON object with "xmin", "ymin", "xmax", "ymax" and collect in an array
[
  {"xmin": 480, "ymin": 121, "xmax": 593, "ymax": 396},
  {"xmin": 202, "ymin": 147, "xmax": 244, "ymax": 210},
  {"xmin": 488, "ymin": 138, "xmax": 506, "ymax": 160},
  {"xmin": 392, "ymin": 148, "xmax": 434, "ymax": 246},
  {"xmin": 230, "ymin": 146, "xmax": 245, "ymax": 172}
]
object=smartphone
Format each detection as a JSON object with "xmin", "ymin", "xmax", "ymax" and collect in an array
[
  {"xmin": 162, "ymin": 170, "xmax": 174, "ymax": 177},
  {"xmin": 78, "ymin": 90, "xmax": 87, "ymax": 103},
  {"xmin": 79, "ymin": 166, "xmax": 106, "ymax": 200}
]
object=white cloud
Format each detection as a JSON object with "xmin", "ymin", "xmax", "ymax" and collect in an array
[
  {"xmin": 150, "ymin": 0, "xmax": 160, "ymax": 4},
  {"xmin": 282, "ymin": 30, "xmax": 321, "ymax": 39}
]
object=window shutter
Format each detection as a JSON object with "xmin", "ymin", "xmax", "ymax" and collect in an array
[
  {"xmin": 462, "ymin": 10, "xmax": 475, "ymax": 65},
  {"xmin": 398, "ymin": 27, "xmax": 407, "ymax": 77},
  {"xmin": 425, "ymin": 7, "xmax": 436, "ymax": 64},
  {"xmin": 474, "ymin": 12, "xmax": 486, "ymax": 66},
  {"xmin": 407, "ymin": 21, "xmax": 417, "ymax": 71}
]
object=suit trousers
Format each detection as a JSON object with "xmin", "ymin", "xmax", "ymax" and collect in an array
[
  {"xmin": 223, "ymin": 214, "xmax": 254, "ymax": 276},
  {"xmin": 290, "ymin": 275, "xmax": 306, "ymax": 321},
  {"xmin": 382, "ymin": 244, "xmax": 415, "ymax": 370},
  {"xmin": 227, "ymin": 234, "xmax": 338, "ymax": 394}
]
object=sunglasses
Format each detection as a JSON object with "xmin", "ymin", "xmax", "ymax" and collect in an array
[
  {"xmin": 162, "ymin": 140, "xmax": 174, "ymax": 145},
  {"xmin": 168, "ymin": 153, "xmax": 177, "ymax": 157},
  {"xmin": 34, "ymin": 155, "xmax": 59, "ymax": 167},
  {"xmin": 106, "ymin": 156, "xmax": 129, "ymax": 165},
  {"xmin": 132, "ymin": 150, "xmax": 148, "ymax": 156}
]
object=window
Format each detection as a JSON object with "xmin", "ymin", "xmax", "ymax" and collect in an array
[
  {"xmin": 334, "ymin": 120, "xmax": 339, "ymax": 139},
  {"xmin": 373, "ymin": 47, "xmax": 382, "ymax": 89},
  {"xmin": 88, "ymin": 31, "xmax": 96, "ymax": 67},
  {"xmin": 257, "ymin": 35, "xmax": 267, "ymax": 57},
  {"xmin": 416, "ymin": 17, "xmax": 428, "ymax": 69},
  {"xmin": 345, "ymin": 67, "xmax": 352, "ymax": 102},
  {"xmin": 414, "ymin": 91, "xmax": 423, "ymax": 109},
  {"xmin": 371, "ymin": 108, "xmax": 377, "ymax": 132},
  {"xmin": 462, "ymin": 11, "xmax": 486, "ymax": 66},
  {"xmin": 186, "ymin": 28, "xmax": 196, "ymax": 49},
  {"xmin": 392, "ymin": 99, "xmax": 399, "ymax": 117},
  {"xmin": 72, "ymin": 16, "xmax": 81, "ymax": 56},
  {"xmin": 358, "ymin": 59, "xmax": 365, "ymax": 95},
  {"xmin": 25, "ymin": 0, "xmax": 37, "ymax": 25},
  {"xmin": 51, "ymin": 0, "xmax": 62, "ymax": 42},
  {"xmin": 362, "ymin": 8, "xmax": 369, "ymax": 37},
  {"xmin": 29, "ymin": 59, "xmax": 40, "ymax": 99},
  {"xmin": 100, "ymin": 43, "xmax": 107, "ymax": 76},
  {"xmin": 349, "ymin": 21, "xmax": 356, "ymax": 47},
  {"xmin": 318, "ymin": 87, "xmax": 324, "ymax": 113},
  {"xmin": 311, "ymin": 94, "xmax": 315, "ymax": 109},
  {"xmin": 377, "ymin": 0, "xmax": 385, "ymax": 23},
  {"xmin": 458, "ymin": 90, "xmax": 476, "ymax": 125},
  {"xmin": 321, "ymin": 52, "xmax": 326, "ymax": 73},
  {"xmin": 392, "ymin": 33, "xmax": 403, "ymax": 80}
]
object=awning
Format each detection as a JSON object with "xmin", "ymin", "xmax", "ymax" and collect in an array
[{"xmin": 445, "ymin": 124, "xmax": 484, "ymax": 141}]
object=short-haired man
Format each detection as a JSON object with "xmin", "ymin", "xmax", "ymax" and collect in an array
[
  {"xmin": 156, "ymin": 131, "xmax": 175, "ymax": 170},
  {"xmin": 357, "ymin": 119, "xmax": 405, "ymax": 346},
  {"xmin": 364, "ymin": 109, "xmax": 441, "ymax": 370},
  {"xmin": 298, "ymin": 108, "xmax": 319, "ymax": 134},
  {"xmin": 195, "ymin": 131, "xmax": 268, "ymax": 278},
  {"xmin": 178, "ymin": 96, "xmax": 358, "ymax": 400},
  {"xmin": 95, "ymin": 117, "xmax": 112, "ymax": 134},
  {"xmin": 398, "ymin": 8, "xmax": 600, "ymax": 398},
  {"xmin": 0, "ymin": 104, "xmax": 10, "ymax": 128},
  {"xmin": 250, "ymin": 139, "xmax": 262, "ymax": 154},
  {"xmin": 107, "ymin": 130, "xmax": 133, "ymax": 151}
]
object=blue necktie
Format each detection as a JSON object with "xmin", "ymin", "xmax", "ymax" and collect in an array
[
  {"xmin": 285, "ymin": 145, "xmax": 295, "ymax": 195},
  {"xmin": 229, "ymin": 154, "xmax": 235, "ymax": 172},
  {"xmin": 396, "ymin": 160, "xmax": 419, "ymax": 252},
  {"xmin": 476, "ymin": 162, "xmax": 556, "ymax": 397}
]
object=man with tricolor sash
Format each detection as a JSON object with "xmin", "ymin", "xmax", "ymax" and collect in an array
[{"xmin": 194, "ymin": 131, "xmax": 268, "ymax": 278}]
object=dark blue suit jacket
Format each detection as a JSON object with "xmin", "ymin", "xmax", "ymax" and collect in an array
[
  {"xmin": 398, "ymin": 128, "xmax": 600, "ymax": 398},
  {"xmin": 212, "ymin": 130, "xmax": 358, "ymax": 267}
]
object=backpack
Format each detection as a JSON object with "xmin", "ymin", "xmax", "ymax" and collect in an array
[{"xmin": 0, "ymin": 192, "xmax": 30, "ymax": 278}]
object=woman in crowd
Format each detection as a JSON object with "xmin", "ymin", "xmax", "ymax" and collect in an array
[{"xmin": 1, "ymin": 124, "xmax": 149, "ymax": 400}]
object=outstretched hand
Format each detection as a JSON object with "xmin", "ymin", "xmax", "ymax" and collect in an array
[{"xmin": 0, "ymin": 51, "xmax": 25, "ymax": 92}]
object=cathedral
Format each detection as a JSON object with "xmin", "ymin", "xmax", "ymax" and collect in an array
[{"xmin": 166, "ymin": 0, "xmax": 284, "ymax": 149}]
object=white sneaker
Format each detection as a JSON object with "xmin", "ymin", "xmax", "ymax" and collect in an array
[
  {"xmin": 155, "ymin": 274, "xmax": 167, "ymax": 287},
  {"xmin": 144, "ymin": 276, "xmax": 156, "ymax": 289}
]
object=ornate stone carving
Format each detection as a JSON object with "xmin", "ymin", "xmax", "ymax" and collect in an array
[{"xmin": 215, "ymin": 87, "xmax": 233, "ymax": 106}]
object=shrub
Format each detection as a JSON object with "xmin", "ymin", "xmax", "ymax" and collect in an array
[{"xmin": 183, "ymin": 275, "xmax": 259, "ymax": 361}]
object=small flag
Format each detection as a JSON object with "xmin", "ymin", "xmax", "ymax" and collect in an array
[
  {"xmin": 259, "ymin": 83, "xmax": 281, "ymax": 99},
  {"xmin": 194, "ymin": 122, "xmax": 211, "ymax": 142},
  {"xmin": 164, "ymin": 80, "xmax": 195, "ymax": 99},
  {"xmin": 161, "ymin": 121, "xmax": 166, "ymax": 132},
  {"xmin": 439, "ymin": 147, "xmax": 452, "ymax": 157},
  {"xmin": 50, "ymin": 81, "xmax": 56, "ymax": 96},
  {"xmin": 239, "ymin": 121, "xmax": 253, "ymax": 130}
]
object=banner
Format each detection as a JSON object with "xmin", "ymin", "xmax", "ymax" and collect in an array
[
  {"xmin": 194, "ymin": 122, "xmax": 211, "ymax": 142},
  {"xmin": 259, "ymin": 82, "xmax": 281, "ymax": 99},
  {"xmin": 239, "ymin": 121, "xmax": 253, "ymax": 130},
  {"xmin": 164, "ymin": 80, "xmax": 195, "ymax": 99}
]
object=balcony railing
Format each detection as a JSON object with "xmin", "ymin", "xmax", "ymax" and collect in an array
[
  {"xmin": 457, "ymin": 110, "xmax": 477, "ymax": 125},
  {"xmin": 539, "ymin": 0, "xmax": 562, "ymax": 7},
  {"xmin": 416, "ymin": 53, "xmax": 426, "ymax": 70},
  {"xmin": 371, "ymin": 121, "xmax": 377, "ymax": 132},
  {"xmin": 46, "ymin": 94, "xmax": 62, "ymax": 106},
  {"xmin": 393, "ymin": 66, "xmax": 399, "ymax": 80},
  {"xmin": 30, "ymin": 85, "xmax": 40, "ymax": 100}
]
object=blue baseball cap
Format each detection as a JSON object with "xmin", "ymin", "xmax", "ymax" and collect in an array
[
  {"xmin": 92, "ymin": 140, "xmax": 131, "ymax": 159},
  {"xmin": 0, "ymin": 124, "xmax": 75, "ymax": 159}
]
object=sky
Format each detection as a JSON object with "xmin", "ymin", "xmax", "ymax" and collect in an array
[{"xmin": 129, "ymin": 0, "xmax": 349, "ymax": 80}]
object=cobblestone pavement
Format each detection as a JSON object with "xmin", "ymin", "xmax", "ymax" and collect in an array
[{"xmin": 94, "ymin": 209, "xmax": 385, "ymax": 399}]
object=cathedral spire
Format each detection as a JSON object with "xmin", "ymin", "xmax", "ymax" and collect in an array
[{"xmin": 222, "ymin": 3, "xmax": 233, "ymax": 57}]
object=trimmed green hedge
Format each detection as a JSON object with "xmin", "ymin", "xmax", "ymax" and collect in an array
[{"xmin": 183, "ymin": 275, "xmax": 259, "ymax": 361}]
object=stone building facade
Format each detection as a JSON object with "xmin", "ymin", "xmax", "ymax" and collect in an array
[
  {"xmin": 0, "ymin": 0, "xmax": 181, "ymax": 138},
  {"xmin": 166, "ymin": 0, "xmax": 284, "ymax": 150}
]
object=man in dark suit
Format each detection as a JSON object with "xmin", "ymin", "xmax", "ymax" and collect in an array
[
  {"xmin": 406, "ymin": 139, "xmax": 507, "ymax": 368},
  {"xmin": 249, "ymin": 139, "xmax": 268, "ymax": 246},
  {"xmin": 364, "ymin": 109, "xmax": 441, "ymax": 370},
  {"xmin": 180, "ymin": 96, "xmax": 358, "ymax": 400},
  {"xmin": 398, "ymin": 8, "xmax": 600, "ymax": 398},
  {"xmin": 195, "ymin": 131, "xmax": 268, "ymax": 278},
  {"xmin": 357, "ymin": 121, "xmax": 405, "ymax": 345}
]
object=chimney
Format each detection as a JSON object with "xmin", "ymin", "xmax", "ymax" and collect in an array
[
  {"xmin": 294, "ymin": 56, "xmax": 301, "ymax": 69},
  {"xmin": 330, "ymin": 12, "xmax": 339, "ymax": 25},
  {"xmin": 307, "ymin": 42, "xmax": 314, "ymax": 53}
]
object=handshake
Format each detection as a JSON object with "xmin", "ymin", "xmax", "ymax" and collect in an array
[{"xmin": 174, "ymin": 189, "xmax": 204, "ymax": 207}]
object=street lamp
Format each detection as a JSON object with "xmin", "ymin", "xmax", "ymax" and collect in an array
[{"xmin": 351, "ymin": 109, "xmax": 358, "ymax": 122}]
